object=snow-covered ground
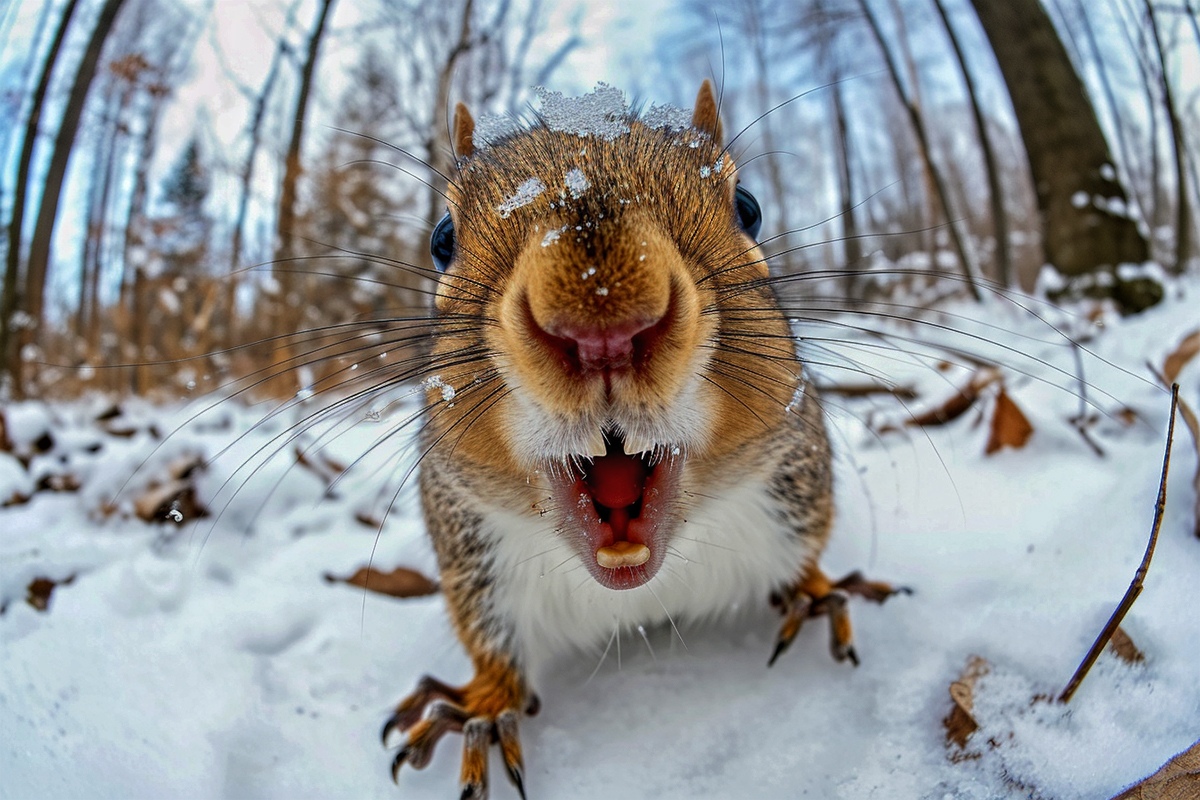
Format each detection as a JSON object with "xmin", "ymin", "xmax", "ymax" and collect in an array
[{"xmin": 2, "ymin": 280, "xmax": 1199, "ymax": 799}]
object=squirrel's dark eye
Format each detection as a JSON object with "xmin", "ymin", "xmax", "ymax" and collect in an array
[
  {"xmin": 734, "ymin": 185, "xmax": 762, "ymax": 241},
  {"xmin": 430, "ymin": 212, "xmax": 455, "ymax": 272}
]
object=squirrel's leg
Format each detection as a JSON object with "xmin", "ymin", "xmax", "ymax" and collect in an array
[
  {"xmin": 383, "ymin": 654, "xmax": 537, "ymax": 799},
  {"xmin": 769, "ymin": 567, "xmax": 910, "ymax": 667}
]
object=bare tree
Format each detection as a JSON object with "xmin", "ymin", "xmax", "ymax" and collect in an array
[
  {"xmin": 275, "ymin": 0, "xmax": 336, "ymax": 279},
  {"xmin": 1143, "ymin": 0, "xmax": 1191, "ymax": 272},
  {"xmin": 1, "ymin": 0, "xmax": 82, "ymax": 392},
  {"xmin": 969, "ymin": 0, "xmax": 1148, "ymax": 282},
  {"xmin": 267, "ymin": 0, "xmax": 337, "ymax": 396},
  {"xmin": 931, "ymin": 0, "xmax": 1012, "ymax": 286},
  {"xmin": 221, "ymin": 0, "xmax": 302, "ymax": 351},
  {"xmin": 858, "ymin": 0, "xmax": 984, "ymax": 300},
  {"xmin": 17, "ymin": 0, "xmax": 128, "ymax": 397}
]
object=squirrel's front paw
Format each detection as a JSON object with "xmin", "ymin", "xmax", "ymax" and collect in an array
[
  {"xmin": 382, "ymin": 663, "xmax": 537, "ymax": 799},
  {"xmin": 769, "ymin": 568, "xmax": 910, "ymax": 667}
]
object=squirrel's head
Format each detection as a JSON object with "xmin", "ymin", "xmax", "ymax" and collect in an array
[{"xmin": 425, "ymin": 82, "xmax": 799, "ymax": 589}]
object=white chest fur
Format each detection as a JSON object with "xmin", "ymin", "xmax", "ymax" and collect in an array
[{"xmin": 482, "ymin": 477, "xmax": 814, "ymax": 676}]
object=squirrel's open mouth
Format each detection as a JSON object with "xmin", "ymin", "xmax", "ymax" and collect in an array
[{"xmin": 549, "ymin": 431, "xmax": 683, "ymax": 590}]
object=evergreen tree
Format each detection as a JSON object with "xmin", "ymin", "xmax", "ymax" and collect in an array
[{"xmin": 156, "ymin": 136, "xmax": 211, "ymax": 274}]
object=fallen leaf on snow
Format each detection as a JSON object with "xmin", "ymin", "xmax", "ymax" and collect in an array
[
  {"xmin": 814, "ymin": 382, "xmax": 918, "ymax": 400},
  {"xmin": 906, "ymin": 369, "xmax": 1001, "ymax": 428},
  {"xmin": 1109, "ymin": 626, "xmax": 1146, "ymax": 664},
  {"xmin": 986, "ymin": 386, "xmax": 1035, "ymax": 454},
  {"xmin": 1111, "ymin": 738, "xmax": 1200, "ymax": 799},
  {"xmin": 944, "ymin": 654, "xmax": 991, "ymax": 755},
  {"xmin": 0, "ymin": 408, "xmax": 12, "ymax": 452},
  {"xmin": 1162, "ymin": 329, "xmax": 1200, "ymax": 385},
  {"xmin": 133, "ymin": 480, "xmax": 204, "ymax": 523},
  {"xmin": 26, "ymin": 574, "xmax": 76, "ymax": 612},
  {"xmin": 324, "ymin": 566, "xmax": 438, "ymax": 598},
  {"xmin": 1148, "ymin": 361, "xmax": 1200, "ymax": 540}
]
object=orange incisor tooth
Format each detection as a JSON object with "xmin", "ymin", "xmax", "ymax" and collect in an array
[{"xmin": 595, "ymin": 541, "xmax": 650, "ymax": 568}]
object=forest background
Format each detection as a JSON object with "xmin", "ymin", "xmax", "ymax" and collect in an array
[{"xmin": 0, "ymin": 0, "xmax": 1196, "ymax": 403}]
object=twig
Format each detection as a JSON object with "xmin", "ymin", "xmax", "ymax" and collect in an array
[
  {"xmin": 1058, "ymin": 384, "xmax": 1178, "ymax": 704},
  {"xmin": 1069, "ymin": 340, "xmax": 1106, "ymax": 457}
]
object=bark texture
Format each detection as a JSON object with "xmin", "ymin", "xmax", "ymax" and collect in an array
[{"xmin": 969, "ymin": 0, "xmax": 1148, "ymax": 276}]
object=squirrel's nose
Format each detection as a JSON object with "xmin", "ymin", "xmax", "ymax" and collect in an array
[{"xmin": 538, "ymin": 314, "xmax": 664, "ymax": 374}]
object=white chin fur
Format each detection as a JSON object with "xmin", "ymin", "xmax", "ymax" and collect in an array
[
  {"xmin": 480, "ymin": 478, "xmax": 814, "ymax": 679},
  {"xmin": 501, "ymin": 370, "xmax": 713, "ymax": 466}
]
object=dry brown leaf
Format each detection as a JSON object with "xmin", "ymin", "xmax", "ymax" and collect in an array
[
  {"xmin": 1111, "ymin": 739, "xmax": 1200, "ymax": 799},
  {"xmin": 325, "ymin": 566, "xmax": 438, "ymax": 599},
  {"xmin": 26, "ymin": 574, "xmax": 76, "ymax": 612},
  {"xmin": 1118, "ymin": 407, "xmax": 1141, "ymax": 426},
  {"xmin": 38, "ymin": 473, "xmax": 83, "ymax": 493},
  {"xmin": 133, "ymin": 480, "xmax": 205, "ymax": 523},
  {"xmin": 295, "ymin": 447, "xmax": 345, "ymax": 489},
  {"xmin": 815, "ymin": 382, "xmax": 918, "ymax": 400},
  {"xmin": 986, "ymin": 387, "xmax": 1035, "ymax": 455},
  {"xmin": 944, "ymin": 654, "xmax": 991, "ymax": 754},
  {"xmin": 907, "ymin": 369, "xmax": 1001, "ymax": 428},
  {"xmin": 0, "ymin": 408, "xmax": 12, "ymax": 452},
  {"xmin": 1162, "ymin": 329, "xmax": 1200, "ymax": 385},
  {"xmin": 1148, "ymin": 363, "xmax": 1200, "ymax": 540},
  {"xmin": 1173, "ymin": 395, "xmax": 1200, "ymax": 541},
  {"xmin": 1109, "ymin": 626, "xmax": 1146, "ymax": 664}
]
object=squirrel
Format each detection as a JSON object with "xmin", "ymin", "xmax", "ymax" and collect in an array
[{"xmin": 380, "ymin": 81, "xmax": 905, "ymax": 798}]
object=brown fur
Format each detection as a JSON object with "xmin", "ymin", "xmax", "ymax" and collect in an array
[{"xmin": 386, "ymin": 83, "xmax": 901, "ymax": 796}]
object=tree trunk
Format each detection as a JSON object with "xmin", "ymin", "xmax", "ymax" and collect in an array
[
  {"xmin": 831, "ymin": 76, "xmax": 861, "ymax": 296},
  {"xmin": 270, "ymin": 0, "xmax": 336, "ymax": 396},
  {"xmin": 275, "ymin": 0, "xmax": 336, "ymax": 278},
  {"xmin": 425, "ymin": 0, "xmax": 476, "ymax": 239},
  {"xmin": 969, "ymin": 0, "xmax": 1148, "ymax": 277},
  {"xmin": 932, "ymin": 0, "xmax": 1012, "ymax": 287},
  {"xmin": 1074, "ymin": 0, "xmax": 1145, "ymax": 227},
  {"xmin": 2, "ymin": 0, "xmax": 82, "ymax": 394},
  {"xmin": 858, "ymin": 0, "xmax": 984, "ymax": 300},
  {"xmin": 18, "ymin": 0, "xmax": 127, "ymax": 398},
  {"xmin": 79, "ymin": 82, "xmax": 126, "ymax": 343},
  {"xmin": 1143, "ymin": 0, "xmax": 1191, "ymax": 272},
  {"xmin": 228, "ymin": 20, "xmax": 290, "ymax": 351}
]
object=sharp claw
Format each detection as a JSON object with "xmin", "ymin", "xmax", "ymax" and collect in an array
[
  {"xmin": 381, "ymin": 716, "xmax": 398, "ymax": 747},
  {"xmin": 767, "ymin": 637, "xmax": 791, "ymax": 667},
  {"xmin": 390, "ymin": 746, "xmax": 409, "ymax": 785},
  {"xmin": 460, "ymin": 717, "xmax": 492, "ymax": 800},
  {"xmin": 496, "ymin": 710, "xmax": 526, "ymax": 799},
  {"xmin": 506, "ymin": 765, "xmax": 526, "ymax": 800}
]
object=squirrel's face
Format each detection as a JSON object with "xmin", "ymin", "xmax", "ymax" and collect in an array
[{"xmin": 427, "ymin": 89, "xmax": 799, "ymax": 589}]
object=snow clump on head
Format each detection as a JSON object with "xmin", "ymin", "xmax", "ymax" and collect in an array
[
  {"xmin": 471, "ymin": 84, "xmax": 698, "ymax": 152},
  {"xmin": 498, "ymin": 177, "xmax": 547, "ymax": 218},
  {"xmin": 534, "ymin": 83, "xmax": 631, "ymax": 140},
  {"xmin": 564, "ymin": 168, "xmax": 589, "ymax": 198},
  {"xmin": 641, "ymin": 100, "xmax": 692, "ymax": 132}
]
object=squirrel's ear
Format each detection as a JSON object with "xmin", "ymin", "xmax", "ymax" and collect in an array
[
  {"xmin": 691, "ymin": 80, "xmax": 723, "ymax": 145},
  {"xmin": 453, "ymin": 102, "xmax": 475, "ymax": 159}
]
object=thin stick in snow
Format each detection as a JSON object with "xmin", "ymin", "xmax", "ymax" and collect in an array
[{"xmin": 1058, "ymin": 383, "xmax": 1178, "ymax": 704}]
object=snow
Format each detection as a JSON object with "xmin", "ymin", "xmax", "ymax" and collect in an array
[
  {"xmin": 3, "ymin": 280, "xmax": 1200, "ymax": 798},
  {"xmin": 564, "ymin": 168, "xmax": 590, "ymax": 198},
  {"xmin": 497, "ymin": 177, "xmax": 547, "ymax": 218},
  {"xmin": 534, "ymin": 82, "xmax": 631, "ymax": 140},
  {"xmin": 474, "ymin": 84, "xmax": 695, "ymax": 151}
]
